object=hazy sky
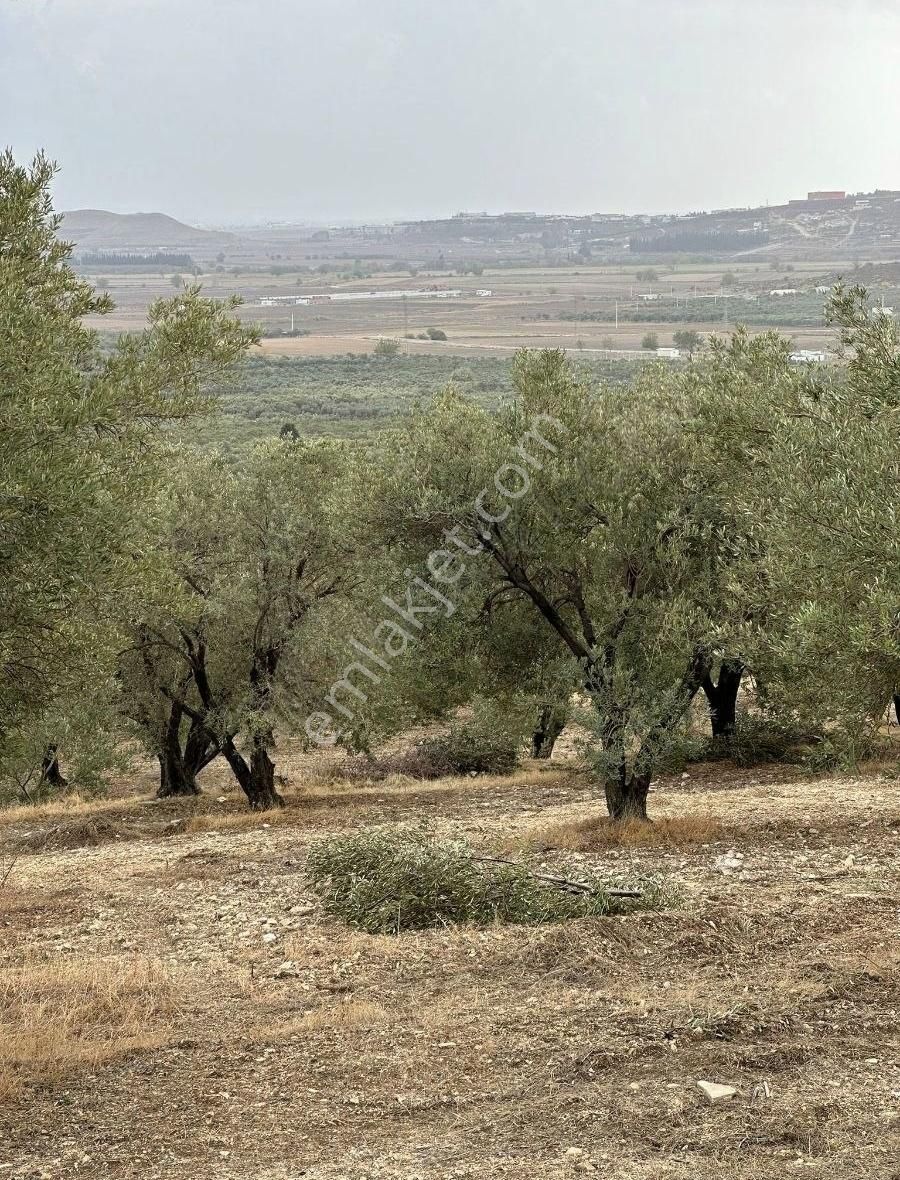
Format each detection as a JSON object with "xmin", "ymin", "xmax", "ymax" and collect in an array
[{"xmin": 2, "ymin": 0, "xmax": 898, "ymax": 224}]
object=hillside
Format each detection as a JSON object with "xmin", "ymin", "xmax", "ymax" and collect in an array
[{"xmin": 61, "ymin": 209, "xmax": 234, "ymax": 253}]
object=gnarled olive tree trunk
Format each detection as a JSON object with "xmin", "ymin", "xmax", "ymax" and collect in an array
[
  {"xmin": 701, "ymin": 659, "xmax": 743, "ymax": 738},
  {"xmin": 154, "ymin": 697, "xmax": 223, "ymax": 798},
  {"xmin": 604, "ymin": 771, "xmax": 651, "ymax": 821},
  {"xmin": 221, "ymin": 733, "xmax": 284, "ymax": 811},
  {"xmin": 530, "ymin": 702, "xmax": 569, "ymax": 759},
  {"xmin": 593, "ymin": 650, "xmax": 708, "ymax": 822},
  {"xmin": 40, "ymin": 745, "xmax": 67, "ymax": 789}
]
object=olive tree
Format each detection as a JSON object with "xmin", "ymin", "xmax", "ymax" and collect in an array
[
  {"xmin": 700, "ymin": 292, "xmax": 900, "ymax": 737},
  {"xmin": 127, "ymin": 439, "xmax": 359, "ymax": 809},
  {"xmin": 0, "ymin": 150, "xmax": 254, "ymax": 785},
  {"xmin": 362, "ymin": 350, "xmax": 743, "ymax": 819}
]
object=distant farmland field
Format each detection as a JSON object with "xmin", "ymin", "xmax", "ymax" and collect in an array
[{"xmin": 194, "ymin": 352, "xmax": 647, "ymax": 451}]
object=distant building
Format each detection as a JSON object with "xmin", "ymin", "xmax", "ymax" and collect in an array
[
  {"xmin": 769, "ymin": 288, "xmax": 799, "ymax": 296},
  {"xmin": 656, "ymin": 347, "xmax": 680, "ymax": 359},
  {"xmin": 807, "ymin": 190, "xmax": 845, "ymax": 201},
  {"xmin": 790, "ymin": 349, "xmax": 827, "ymax": 364}
]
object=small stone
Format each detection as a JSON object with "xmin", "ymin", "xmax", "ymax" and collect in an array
[
  {"xmin": 696, "ymin": 1080, "xmax": 737, "ymax": 1103},
  {"xmin": 262, "ymin": 932, "xmax": 277, "ymax": 944},
  {"xmin": 714, "ymin": 850, "xmax": 744, "ymax": 874},
  {"xmin": 217, "ymin": 796, "xmax": 227, "ymax": 804},
  {"xmin": 565, "ymin": 1147, "xmax": 584, "ymax": 1157}
]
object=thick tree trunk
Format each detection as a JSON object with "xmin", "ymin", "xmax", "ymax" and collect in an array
[
  {"xmin": 531, "ymin": 704, "xmax": 568, "ymax": 759},
  {"xmin": 604, "ymin": 772, "xmax": 650, "ymax": 821},
  {"xmin": 155, "ymin": 703, "xmax": 201, "ymax": 798},
  {"xmin": 248, "ymin": 739, "xmax": 284, "ymax": 810},
  {"xmin": 593, "ymin": 648, "xmax": 708, "ymax": 823},
  {"xmin": 156, "ymin": 748, "xmax": 200, "ymax": 797},
  {"xmin": 221, "ymin": 736, "xmax": 284, "ymax": 810},
  {"xmin": 183, "ymin": 717, "xmax": 217, "ymax": 776},
  {"xmin": 702, "ymin": 659, "xmax": 743, "ymax": 738},
  {"xmin": 40, "ymin": 745, "xmax": 67, "ymax": 789},
  {"xmin": 893, "ymin": 694, "xmax": 900, "ymax": 726}
]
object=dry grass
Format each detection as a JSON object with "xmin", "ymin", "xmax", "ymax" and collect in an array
[
  {"xmin": 182, "ymin": 769, "xmax": 575, "ymax": 835},
  {"xmin": 183, "ymin": 809, "xmax": 296, "ymax": 835},
  {"xmin": 0, "ymin": 792, "xmax": 127, "ymax": 828},
  {"xmin": 1, "ymin": 765, "xmax": 899, "ymax": 1176},
  {"xmin": 253, "ymin": 999, "xmax": 389, "ymax": 1042},
  {"xmin": 520, "ymin": 811, "xmax": 723, "ymax": 851},
  {"xmin": 0, "ymin": 955, "xmax": 175, "ymax": 1099}
]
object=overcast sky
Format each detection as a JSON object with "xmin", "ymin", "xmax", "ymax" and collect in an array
[{"xmin": 2, "ymin": 0, "xmax": 897, "ymax": 224}]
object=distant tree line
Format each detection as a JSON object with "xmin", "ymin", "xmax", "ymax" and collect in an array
[
  {"xmin": 75, "ymin": 251, "xmax": 196, "ymax": 268},
  {"xmin": 629, "ymin": 230, "xmax": 769, "ymax": 253}
]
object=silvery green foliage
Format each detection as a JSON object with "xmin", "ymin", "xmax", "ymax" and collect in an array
[
  {"xmin": 360, "ymin": 349, "xmax": 745, "ymax": 816},
  {"xmin": 306, "ymin": 830, "xmax": 663, "ymax": 933},
  {"xmin": 0, "ymin": 151, "xmax": 255, "ymax": 774},
  {"xmin": 121, "ymin": 435, "xmax": 364, "ymax": 800},
  {"xmin": 693, "ymin": 293, "xmax": 900, "ymax": 736}
]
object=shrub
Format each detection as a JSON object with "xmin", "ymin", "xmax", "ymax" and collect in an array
[
  {"xmin": 655, "ymin": 713, "xmax": 822, "ymax": 771},
  {"xmin": 425, "ymin": 327, "xmax": 447, "ymax": 340},
  {"xmin": 702, "ymin": 714, "xmax": 815, "ymax": 767},
  {"xmin": 333, "ymin": 743, "xmax": 454, "ymax": 783},
  {"xmin": 334, "ymin": 720, "xmax": 519, "ymax": 783},
  {"xmin": 673, "ymin": 328, "xmax": 703, "ymax": 354},
  {"xmin": 799, "ymin": 729, "xmax": 881, "ymax": 773},
  {"xmin": 418, "ymin": 721, "xmax": 518, "ymax": 776},
  {"xmin": 306, "ymin": 830, "xmax": 662, "ymax": 933},
  {"xmin": 373, "ymin": 338, "xmax": 401, "ymax": 358}
]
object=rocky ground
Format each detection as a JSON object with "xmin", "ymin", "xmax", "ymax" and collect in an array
[{"xmin": 0, "ymin": 753, "xmax": 898, "ymax": 1179}]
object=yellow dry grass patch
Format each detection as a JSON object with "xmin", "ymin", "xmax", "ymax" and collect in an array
[
  {"xmin": 0, "ymin": 792, "xmax": 127, "ymax": 828},
  {"xmin": 253, "ymin": 999, "xmax": 388, "ymax": 1042},
  {"xmin": 184, "ymin": 809, "xmax": 295, "ymax": 835},
  {"xmin": 523, "ymin": 812, "xmax": 723, "ymax": 851},
  {"xmin": 0, "ymin": 955, "xmax": 175, "ymax": 1099}
]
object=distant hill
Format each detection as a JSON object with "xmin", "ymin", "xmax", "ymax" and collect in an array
[{"xmin": 61, "ymin": 209, "xmax": 235, "ymax": 253}]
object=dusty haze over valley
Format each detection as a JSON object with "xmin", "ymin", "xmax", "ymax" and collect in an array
[{"xmin": 2, "ymin": 4, "xmax": 900, "ymax": 1179}]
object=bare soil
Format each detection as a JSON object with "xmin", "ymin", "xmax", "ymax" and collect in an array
[{"xmin": 1, "ymin": 754, "xmax": 898, "ymax": 1179}]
